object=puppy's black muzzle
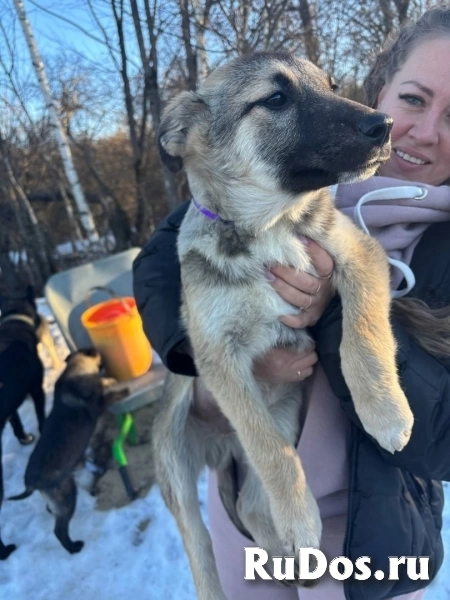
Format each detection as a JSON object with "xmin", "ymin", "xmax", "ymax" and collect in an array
[{"xmin": 357, "ymin": 113, "xmax": 393, "ymax": 147}]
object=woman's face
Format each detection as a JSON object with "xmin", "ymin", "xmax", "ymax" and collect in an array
[{"xmin": 377, "ymin": 37, "xmax": 450, "ymax": 185}]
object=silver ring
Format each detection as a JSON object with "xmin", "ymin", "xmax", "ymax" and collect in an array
[
  {"xmin": 297, "ymin": 370, "xmax": 302, "ymax": 380},
  {"xmin": 317, "ymin": 270, "xmax": 334, "ymax": 280},
  {"xmin": 302, "ymin": 294, "xmax": 312, "ymax": 310},
  {"xmin": 313, "ymin": 281, "xmax": 321, "ymax": 295}
]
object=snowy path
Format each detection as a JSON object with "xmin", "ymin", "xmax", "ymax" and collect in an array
[{"xmin": 0, "ymin": 299, "xmax": 447, "ymax": 599}]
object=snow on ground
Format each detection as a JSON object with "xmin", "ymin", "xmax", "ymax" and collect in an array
[{"xmin": 0, "ymin": 299, "xmax": 448, "ymax": 599}]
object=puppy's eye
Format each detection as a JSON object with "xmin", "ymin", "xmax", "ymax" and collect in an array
[{"xmin": 262, "ymin": 92, "xmax": 288, "ymax": 108}]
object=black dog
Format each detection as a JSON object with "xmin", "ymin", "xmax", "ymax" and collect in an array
[
  {"xmin": 9, "ymin": 349, "xmax": 128, "ymax": 555},
  {"xmin": 0, "ymin": 285, "xmax": 46, "ymax": 559}
]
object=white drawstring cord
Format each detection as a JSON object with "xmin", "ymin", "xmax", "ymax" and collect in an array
[{"xmin": 353, "ymin": 186, "xmax": 428, "ymax": 298}]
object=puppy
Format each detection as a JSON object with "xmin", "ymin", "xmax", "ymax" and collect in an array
[
  {"xmin": 9, "ymin": 348, "xmax": 128, "ymax": 555},
  {"xmin": 0, "ymin": 285, "xmax": 46, "ymax": 559},
  {"xmin": 154, "ymin": 52, "xmax": 414, "ymax": 598}
]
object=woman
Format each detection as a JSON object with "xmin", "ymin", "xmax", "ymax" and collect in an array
[{"xmin": 133, "ymin": 7, "xmax": 450, "ymax": 600}]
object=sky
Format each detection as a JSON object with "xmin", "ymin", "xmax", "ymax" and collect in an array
[
  {"xmin": 11, "ymin": 0, "xmax": 106, "ymax": 62},
  {"xmin": 0, "ymin": 0, "xmax": 133, "ymax": 136}
]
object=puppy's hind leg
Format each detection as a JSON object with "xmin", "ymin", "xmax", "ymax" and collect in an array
[
  {"xmin": 9, "ymin": 412, "xmax": 34, "ymax": 445},
  {"xmin": 153, "ymin": 374, "xmax": 227, "ymax": 600},
  {"xmin": 45, "ymin": 477, "xmax": 84, "ymax": 554}
]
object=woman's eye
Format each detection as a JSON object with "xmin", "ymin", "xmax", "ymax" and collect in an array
[
  {"xmin": 262, "ymin": 92, "xmax": 288, "ymax": 108},
  {"xmin": 399, "ymin": 94, "xmax": 424, "ymax": 107}
]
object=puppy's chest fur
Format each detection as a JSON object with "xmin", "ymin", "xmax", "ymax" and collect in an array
[{"xmin": 178, "ymin": 206, "xmax": 315, "ymax": 355}]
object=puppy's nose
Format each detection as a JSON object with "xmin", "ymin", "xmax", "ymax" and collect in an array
[{"xmin": 357, "ymin": 113, "xmax": 393, "ymax": 146}]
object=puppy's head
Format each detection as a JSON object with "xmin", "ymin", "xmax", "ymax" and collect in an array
[
  {"xmin": 65, "ymin": 348, "xmax": 103, "ymax": 372},
  {"xmin": 0, "ymin": 285, "xmax": 39, "ymax": 325},
  {"xmin": 159, "ymin": 53, "xmax": 392, "ymax": 200}
]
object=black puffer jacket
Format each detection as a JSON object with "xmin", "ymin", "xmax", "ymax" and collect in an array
[{"xmin": 133, "ymin": 202, "xmax": 449, "ymax": 600}]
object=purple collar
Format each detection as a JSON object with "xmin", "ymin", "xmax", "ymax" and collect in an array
[{"xmin": 192, "ymin": 197, "xmax": 232, "ymax": 224}]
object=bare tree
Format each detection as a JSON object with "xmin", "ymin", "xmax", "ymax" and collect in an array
[
  {"xmin": 13, "ymin": 0, "xmax": 100, "ymax": 244},
  {"xmin": 179, "ymin": 0, "xmax": 198, "ymax": 88},
  {"xmin": 191, "ymin": 0, "xmax": 213, "ymax": 80},
  {"xmin": 297, "ymin": 0, "xmax": 321, "ymax": 66},
  {"xmin": 0, "ymin": 131, "xmax": 52, "ymax": 285},
  {"xmin": 0, "ymin": 47, "xmax": 85, "ymax": 251},
  {"xmin": 130, "ymin": 0, "xmax": 180, "ymax": 213}
]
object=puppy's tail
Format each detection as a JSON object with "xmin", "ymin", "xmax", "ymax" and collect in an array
[{"xmin": 8, "ymin": 488, "xmax": 33, "ymax": 501}]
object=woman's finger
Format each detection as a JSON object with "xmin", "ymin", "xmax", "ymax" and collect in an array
[
  {"xmin": 270, "ymin": 266, "xmax": 324, "ymax": 296},
  {"xmin": 304, "ymin": 238, "xmax": 335, "ymax": 278},
  {"xmin": 253, "ymin": 346, "xmax": 317, "ymax": 383},
  {"xmin": 270, "ymin": 275, "xmax": 318, "ymax": 309}
]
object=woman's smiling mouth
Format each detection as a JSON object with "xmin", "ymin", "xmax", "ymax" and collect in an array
[{"xmin": 394, "ymin": 148, "xmax": 430, "ymax": 165}]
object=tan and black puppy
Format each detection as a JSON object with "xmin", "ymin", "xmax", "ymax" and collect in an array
[
  {"xmin": 154, "ymin": 52, "xmax": 415, "ymax": 598},
  {"xmin": 9, "ymin": 348, "xmax": 128, "ymax": 555}
]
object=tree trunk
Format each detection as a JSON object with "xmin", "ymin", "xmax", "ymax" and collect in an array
[
  {"xmin": 298, "ymin": 0, "xmax": 321, "ymax": 66},
  {"xmin": 13, "ymin": 0, "xmax": 100, "ymax": 244},
  {"xmin": 141, "ymin": 0, "xmax": 180, "ymax": 211},
  {"xmin": 191, "ymin": 0, "xmax": 211, "ymax": 81},
  {"xmin": 379, "ymin": 0, "xmax": 394, "ymax": 35},
  {"xmin": 179, "ymin": 0, "xmax": 198, "ymax": 90},
  {"xmin": 70, "ymin": 134, "xmax": 133, "ymax": 250},
  {"xmin": 392, "ymin": 0, "xmax": 410, "ymax": 26}
]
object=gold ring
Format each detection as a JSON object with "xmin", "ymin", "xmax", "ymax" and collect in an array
[
  {"xmin": 302, "ymin": 294, "xmax": 312, "ymax": 310},
  {"xmin": 313, "ymin": 282, "xmax": 321, "ymax": 295},
  {"xmin": 297, "ymin": 370, "xmax": 302, "ymax": 380},
  {"xmin": 317, "ymin": 270, "xmax": 334, "ymax": 280}
]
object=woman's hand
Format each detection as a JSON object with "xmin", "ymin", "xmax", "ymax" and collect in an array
[
  {"xmin": 253, "ymin": 345, "xmax": 318, "ymax": 384},
  {"xmin": 254, "ymin": 238, "xmax": 335, "ymax": 384},
  {"xmin": 268, "ymin": 238, "xmax": 335, "ymax": 329},
  {"xmin": 193, "ymin": 345, "xmax": 319, "ymax": 431}
]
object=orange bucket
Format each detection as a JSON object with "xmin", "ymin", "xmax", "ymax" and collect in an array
[{"xmin": 81, "ymin": 287, "xmax": 152, "ymax": 381}]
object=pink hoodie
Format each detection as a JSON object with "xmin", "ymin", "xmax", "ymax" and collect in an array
[{"xmin": 204, "ymin": 175, "xmax": 450, "ymax": 600}]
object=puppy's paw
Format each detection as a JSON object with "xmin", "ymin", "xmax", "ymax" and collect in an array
[
  {"xmin": 297, "ymin": 554, "xmax": 321, "ymax": 588},
  {"xmin": 274, "ymin": 554, "xmax": 320, "ymax": 589},
  {"xmin": 0, "ymin": 543, "xmax": 17, "ymax": 560},
  {"xmin": 68, "ymin": 540, "xmax": 84, "ymax": 554},
  {"xmin": 358, "ymin": 390, "xmax": 414, "ymax": 453},
  {"xmin": 18, "ymin": 433, "xmax": 35, "ymax": 446},
  {"xmin": 273, "ymin": 490, "xmax": 322, "ymax": 555}
]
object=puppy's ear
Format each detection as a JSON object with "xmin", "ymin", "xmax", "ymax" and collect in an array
[{"xmin": 158, "ymin": 91, "xmax": 209, "ymax": 173}]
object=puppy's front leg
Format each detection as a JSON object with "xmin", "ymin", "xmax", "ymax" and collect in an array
[{"xmin": 328, "ymin": 213, "xmax": 413, "ymax": 453}]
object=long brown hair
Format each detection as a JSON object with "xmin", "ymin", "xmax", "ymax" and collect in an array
[
  {"xmin": 391, "ymin": 299, "xmax": 450, "ymax": 360},
  {"xmin": 364, "ymin": 6, "xmax": 450, "ymax": 111},
  {"xmin": 363, "ymin": 6, "xmax": 450, "ymax": 360}
]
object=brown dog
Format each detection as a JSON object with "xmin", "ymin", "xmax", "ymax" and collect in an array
[
  {"xmin": 9, "ymin": 348, "xmax": 128, "ymax": 554},
  {"xmin": 0, "ymin": 285, "xmax": 46, "ymax": 559}
]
